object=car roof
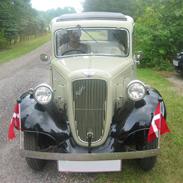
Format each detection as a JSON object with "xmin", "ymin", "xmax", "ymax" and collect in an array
[
  {"xmin": 56, "ymin": 12, "xmax": 127, "ymax": 22},
  {"xmin": 51, "ymin": 12, "xmax": 134, "ymax": 32}
]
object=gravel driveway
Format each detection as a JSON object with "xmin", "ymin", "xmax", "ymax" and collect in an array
[
  {"xmin": 167, "ymin": 74, "xmax": 183, "ymax": 96},
  {"xmin": 0, "ymin": 43, "xmax": 94, "ymax": 183}
]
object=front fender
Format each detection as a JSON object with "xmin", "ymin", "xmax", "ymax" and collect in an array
[
  {"xmin": 20, "ymin": 94, "xmax": 69, "ymax": 144},
  {"xmin": 112, "ymin": 88, "xmax": 166, "ymax": 143}
]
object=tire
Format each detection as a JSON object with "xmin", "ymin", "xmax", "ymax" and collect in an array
[
  {"xmin": 137, "ymin": 139, "xmax": 158, "ymax": 171},
  {"xmin": 24, "ymin": 133, "xmax": 46, "ymax": 171}
]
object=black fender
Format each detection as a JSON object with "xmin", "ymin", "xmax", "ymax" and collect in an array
[
  {"xmin": 20, "ymin": 94, "xmax": 69, "ymax": 144},
  {"xmin": 111, "ymin": 88, "xmax": 166, "ymax": 145}
]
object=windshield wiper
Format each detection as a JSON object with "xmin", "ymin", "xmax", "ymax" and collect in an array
[{"xmin": 77, "ymin": 25, "xmax": 98, "ymax": 43}]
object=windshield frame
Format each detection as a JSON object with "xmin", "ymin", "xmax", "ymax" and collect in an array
[{"xmin": 54, "ymin": 27, "xmax": 130, "ymax": 58}]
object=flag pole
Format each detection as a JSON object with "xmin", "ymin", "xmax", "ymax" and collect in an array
[
  {"xmin": 158, "ymin": 99, "xmax": 163, "ymax": 149},
  {"xmin": 17, "ymin": 99, "xmax": 22, "ymax": 149}
]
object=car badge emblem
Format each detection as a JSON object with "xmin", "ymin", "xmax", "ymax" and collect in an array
[{"xmin": 76, "ymin": 86, "xmax": 85, "ymax": 96}]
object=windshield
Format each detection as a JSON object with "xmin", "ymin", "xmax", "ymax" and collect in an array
[{"xmin": 55, "ymin": 27, "xmax": 129, "ymax": 57}]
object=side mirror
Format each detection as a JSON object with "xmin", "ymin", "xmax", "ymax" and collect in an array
[
  {"xmin": 135, "ymin": 51, "xmax": 144, "ymax": 64},
  {"xmin": 40, "ymin": 53, "xmax": 50, "ymax": 62}
]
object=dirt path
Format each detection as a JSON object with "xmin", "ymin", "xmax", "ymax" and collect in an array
[
  {"xmin": 167, "ymin": 73, "xmax": 183, "ymax": 96},
  {"xmin": 0, "ymin": 43, "xmax": 94, "ymax": 183}
]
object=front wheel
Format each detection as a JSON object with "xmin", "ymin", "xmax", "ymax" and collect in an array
[
  {"xmin": 137, "ymin": 139, "xmax": 158, "ymax": 171},
  {"xmin": 24, "ymin": 133, "xmax": 47, "ymax": 171}
]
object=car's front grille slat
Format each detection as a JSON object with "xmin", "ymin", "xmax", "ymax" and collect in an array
[{"xmin": 73, "ymin": 79, "xmax": 107, "ymax": 142}]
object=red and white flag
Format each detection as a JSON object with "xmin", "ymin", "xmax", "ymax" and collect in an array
[
  {"xmin": 8, "ymin": 102, "xmax": 21, "ymax": 140},
  {"xmin": 147, "ymin": 102, "xmax": 170, "ymax": 143}
]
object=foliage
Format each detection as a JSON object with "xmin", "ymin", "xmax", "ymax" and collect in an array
[
  {"xmin": 84, "ymin": 0, "xmax": 136, "ymax": 17},
  {"xmin": 0, "ymin": 1, "xmax": 75, "ymax": 49},
  {"xmin": 135, "ymin": 0, "xmax": 183, "ymax": 69},
  {"xmin": 38, "ymin": 7, "xmax": 76, "ymax": 26},
  {"xmin": 83, "ymin": 0, "xmax": 183, "ymax": 70},
  {"xmin": 0, "ymin": 0, "xmax": 45, "ymax": 46}
]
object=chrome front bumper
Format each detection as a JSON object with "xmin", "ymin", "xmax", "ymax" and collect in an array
[{"xmin": 20, "ymin": 148, "xmax": 160, "ymax": 161}]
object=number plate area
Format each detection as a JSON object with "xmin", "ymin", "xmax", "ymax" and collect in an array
[
  {"xmin": 173, "ymin": 60, "xmax": 179, "ymax": 66},
  {"xmin": 57, "ymin": 160, "xmax": 121, "ymax": 172}
]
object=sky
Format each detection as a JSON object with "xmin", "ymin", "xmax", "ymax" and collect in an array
[{"xmin": 31, "ymin": 0, "xmax": 84, "ymax": 12}]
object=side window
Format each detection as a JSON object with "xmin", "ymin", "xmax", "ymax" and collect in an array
[
  {"xmin": 109, "ymin": 30, "xmax": 128, "ymax": 55},
  {"xmin": 56, "ymin": 30, "xmax": 69, "ymax": 56},
  {"xmin": 132, "ymin": 30, "xmax": 135, "ymax": 56}
]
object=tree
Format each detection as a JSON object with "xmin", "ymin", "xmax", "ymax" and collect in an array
[
  {"xmin": 84, "ymin": 0, "xmax": 136, "ymax": 17},
  {"xmin": 38, "ymin": 7, "xmax": 76, "ymax": 26}
]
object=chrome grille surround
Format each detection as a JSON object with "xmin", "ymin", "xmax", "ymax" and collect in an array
[{"xmin": 72, "ymin": 79, "xmax": 107, "ymax": 143}]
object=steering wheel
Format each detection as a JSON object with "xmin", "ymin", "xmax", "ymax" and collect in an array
[{"xmin": 62, "ymin": 49, "xmax": 86, "ymax": 55}]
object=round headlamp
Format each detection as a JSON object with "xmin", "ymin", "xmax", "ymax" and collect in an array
[
  {"xmin": 127, "ymin": 80, "xmax": 146, "ymax": 101},
  {"xmin": 34, "ymin": 84, "xmax": 53, "ymax": 105}
]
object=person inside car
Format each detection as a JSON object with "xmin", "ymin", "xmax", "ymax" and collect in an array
[{"xmin": 59, "ymin": 29, "xmax": 89, "ymax": 56}]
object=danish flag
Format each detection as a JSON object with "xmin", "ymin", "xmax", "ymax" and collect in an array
[
  {"xmin": 147, "ymin": 102, "xmax": 170, "ymax": 142},
  {"xmin": 8, "ymin": 102, "xmax": 21, "ymax": 140}
]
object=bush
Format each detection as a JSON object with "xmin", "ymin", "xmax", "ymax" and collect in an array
[{"xmin": 134, "ymin": 7, "xmax": 176, "ymax": 70}]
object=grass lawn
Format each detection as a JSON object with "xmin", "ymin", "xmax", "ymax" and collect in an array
[
  {"xmin": 0, "ymin": 34, "xmax": 50, "ymax": 64},
  {"xmin": 94, "ymin": 69, "xmax": 183, "ymax": 183}
]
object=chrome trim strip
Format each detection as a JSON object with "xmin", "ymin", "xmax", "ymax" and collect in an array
[{"xmin": 20, "ymin": 148, "xmax": 160, "ymax": 161}]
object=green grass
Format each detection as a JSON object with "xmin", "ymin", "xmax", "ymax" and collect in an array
[
  {"xmin": 94, "ymin": 69, "xmax": 183, "ymax": 183},
  {"xmin": 0, "ymin": 34, "xmax": 50, "ymax": 64}
]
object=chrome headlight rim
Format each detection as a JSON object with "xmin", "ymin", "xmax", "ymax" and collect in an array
[
  {"xmin": 33, "ymin": 83, "xmax": 53, "ymax": 105},
  {"xmin": 127, "ymin": 80, "xmax": 146, "ymax": 101}
]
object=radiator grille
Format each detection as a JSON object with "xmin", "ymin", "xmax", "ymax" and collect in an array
[{"xmin": 73, "ymin": 79, "xmax": 107, "ymax": 142}]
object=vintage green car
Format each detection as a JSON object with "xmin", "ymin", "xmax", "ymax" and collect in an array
[{"xmin": 18, "ymin": 12, "xmax": 167, "ymax": 172}]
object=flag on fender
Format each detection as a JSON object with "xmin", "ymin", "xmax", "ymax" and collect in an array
[
  {"xmin": 147, "ymin": 102, "xmax": 170, "ymax": 143},
  {"xmin": 8, "ymin": 102, "xmax": 21, "ymax": 140}
]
